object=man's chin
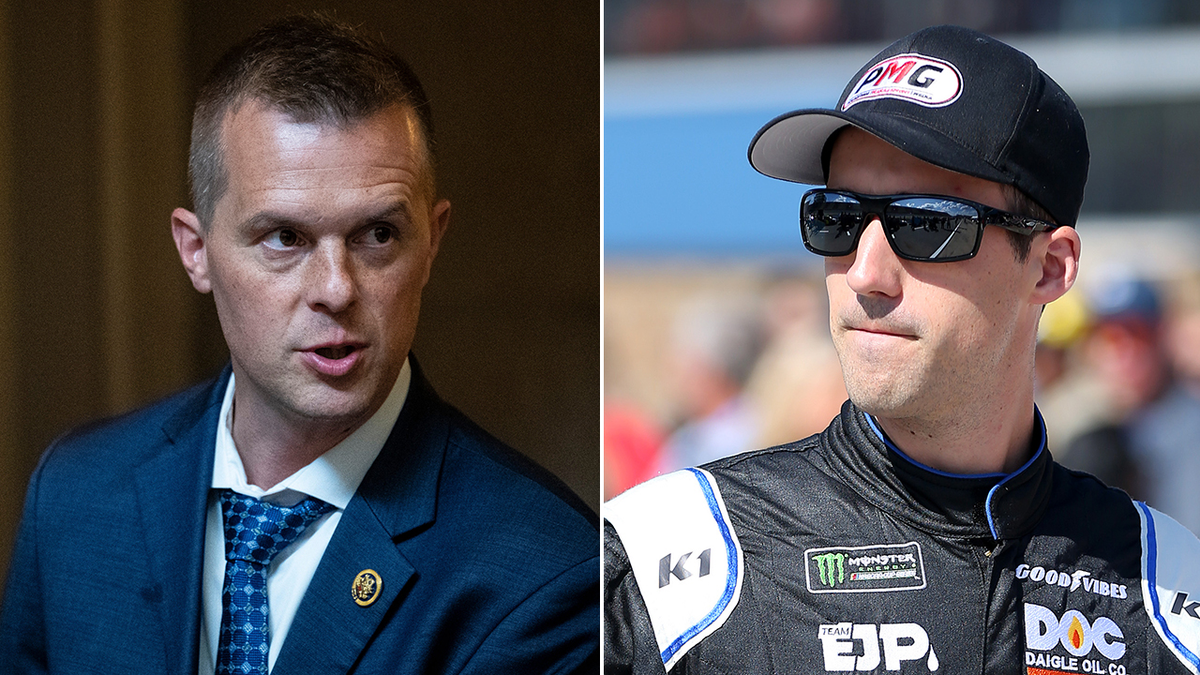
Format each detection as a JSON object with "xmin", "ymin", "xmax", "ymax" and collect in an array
[
  {"xmin": 285, "ymin": 389, "xmax": 380, "ymax": 426},
  {"xmin": 844, "ymin": 382, "xmax": 916, "ymax": 421}
]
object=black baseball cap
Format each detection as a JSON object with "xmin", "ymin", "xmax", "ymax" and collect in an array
[{"xmin": 748, "ymin": 25, "xmax": 1089, "ymax": 227}]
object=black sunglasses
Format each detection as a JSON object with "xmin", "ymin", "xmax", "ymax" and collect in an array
[{"xmin": 799, "ymin": 188, "xmax": 1059, "ymax": 263}]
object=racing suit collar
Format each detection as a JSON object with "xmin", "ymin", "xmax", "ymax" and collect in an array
[{"xmin": 823, "ymin": 401, "xmax": 1053, "ymax": 541}]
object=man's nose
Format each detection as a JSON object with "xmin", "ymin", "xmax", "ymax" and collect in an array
[
  {"xmin": 306, "ymin": 241, "xmax": 356, "ymax": 314},
  {"xmin": 844, "ymin": 217, "xmax": 903, "ymax": 298}
]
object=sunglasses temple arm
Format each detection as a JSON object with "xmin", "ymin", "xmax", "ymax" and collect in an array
[{"xmin": 987, "ymin": 212, "xmax": 1058, "ymax": 235}]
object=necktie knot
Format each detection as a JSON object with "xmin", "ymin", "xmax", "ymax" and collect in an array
[{"xmin": 220, "ymin": 490, "xmax": 333, "ymax": 566}]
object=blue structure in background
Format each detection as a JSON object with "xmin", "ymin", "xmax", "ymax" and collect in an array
[
  {"xmin": 604, "ymin": 110, "xmax": 810, "ymax": 256},
  {"xmin": 603, "ymin": 50, "xmax": 863, "ymax": 258}
]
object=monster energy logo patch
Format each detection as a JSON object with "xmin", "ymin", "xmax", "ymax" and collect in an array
[
  {"xmin": 805, "ymin": 542, "xmax": 926, "ymax": 594},
  {"xmin": 814, "ymin": 552, "xmax": 846, "ymax": 587}
]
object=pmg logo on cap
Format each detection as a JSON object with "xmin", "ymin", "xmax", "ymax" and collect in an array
[{"xmin": 842, "ymin": 53, "xmax": 963, "ymax": 111}]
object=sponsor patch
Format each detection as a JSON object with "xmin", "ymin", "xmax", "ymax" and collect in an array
[
  {"xmin": 658, "ymin": 548, "xmax": 711, "ymax": 587},
  {"xmin": 805, "ymin": 542, "xmax": 925, "ymax": 594},
  {"xmin": 1015, "ymin": 564, "xmax": 1129, "ymax": 600},
  {"xmin": 603, "ymin": 468, "xmax": 744, "ymax": 671},
  {"xmin": 1171, "ymin": 591, "xmax": 1200, "ymax": 620},
  {"xmin": 1024, "ymin": 603, "xmax": 1128, "ymax": 675},
  {"xmin": 818, "ymin": 622, "xmax": 939, "ymax": 672},
  {"xmin": 842, "ymin": 53, "xmax": 963, "ymax": 111}
]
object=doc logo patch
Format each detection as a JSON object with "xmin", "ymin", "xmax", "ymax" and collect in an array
[
  {"xmin": 842, "ymin": 53, "xmax": 963, "ymax": 111},
  {"xmin": 1023, "ymin": 603, "xmax": 1127, "ymax": 674}
]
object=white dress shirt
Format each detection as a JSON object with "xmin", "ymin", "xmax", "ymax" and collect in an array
[{"xmin": 198, "ymin": 360, "xmax": 411, "ymax": 674}]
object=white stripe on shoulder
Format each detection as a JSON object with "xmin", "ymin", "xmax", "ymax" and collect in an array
[
  {"xmin": 1137, "ymin": 501, "xmax": 1200, "ymax": 674},
  {"xmin": 605, "ymin": 468, "xmax": 744, "ymax": 671}
]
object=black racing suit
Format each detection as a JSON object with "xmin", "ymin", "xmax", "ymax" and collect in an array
[{"xmin": 604, "ymin": 402, "xmax": 1200, "ymax": 674}]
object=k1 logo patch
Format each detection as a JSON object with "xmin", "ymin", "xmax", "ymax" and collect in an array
[
  {"xmin": 805, "ymin": 542, "xmax": 926, "ymax": 593},
  {"xmin": 842, "ymin": 53, "xmax": 963, "ymax": 111}
]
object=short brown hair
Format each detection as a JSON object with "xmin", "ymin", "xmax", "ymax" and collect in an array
[
  {"xmin": 188, "ymin": 13, "xmax": 436, "ymax": 227},
  {"xmin": 1002, "ymin": 184, "xmax": 1057, "ymax": 263}
]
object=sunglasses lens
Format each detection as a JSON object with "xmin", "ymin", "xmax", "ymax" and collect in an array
[
  {"xmin": 886, "ymin": 197, "xmax": 981, "ymax": 260},
  {"xmin": 801, "ymin": 191, "xmax": 862, "ymax": 256}
]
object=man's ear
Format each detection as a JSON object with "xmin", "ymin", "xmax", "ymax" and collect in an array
[
  {"xmin": 427, "ymin": 198, "xmax": 451, "ymax": 263},
  {"xmin": 1030, "ymin": 226, "xmax": 1081, "ymax": 306},
  {"xmin": 171, "ymin": 208, "xmax": 212, "ymax": 294}
]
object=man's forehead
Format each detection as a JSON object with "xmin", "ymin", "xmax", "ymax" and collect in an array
[
  {"xmin": 830, "ymin": 128, "xmax": 976, "ymax": 180},
  {"xmin": 218, "ymin": 100, "xmax": 432, "ymax": 192},
  {"xmin": 828, "ymin": 127, "xmax": 1008, "ymax": 206},
  {"xmin": 224, "ymin": 99, "xmax": 435, "ymax": 202},
  {"xmin": 208, "ymin": 101, "xmax": 432, "ymax": 223}
]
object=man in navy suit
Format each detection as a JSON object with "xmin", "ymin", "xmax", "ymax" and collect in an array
[{"xmin": 0, "ymin": 14, "xmax": 598, "ymax": 674}]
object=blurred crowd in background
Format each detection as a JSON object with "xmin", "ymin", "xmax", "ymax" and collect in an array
[
  {"xmin": 605, "ymin": 269, "xmax": 842, "ymax": 495},
  {"xmin": 605, "ymin": 267, "xmax": 1200, "ymax": 537},
  {"xmin": 606, "ymin": 0, "xmax": 1200, "ymax": 54}
]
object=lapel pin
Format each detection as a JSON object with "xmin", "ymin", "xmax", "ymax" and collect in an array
[{"xmin": 352, "ymin": 569, "xmax": 383, "ymax": 607}]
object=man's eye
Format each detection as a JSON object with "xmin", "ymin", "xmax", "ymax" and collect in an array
[
  {"xmin": 264, "ymin": 228, "xmax": 302, "ymax": 249},
  {"xmin": 368, "ymin": 225, "xmax": 395, "ymax": 244}
]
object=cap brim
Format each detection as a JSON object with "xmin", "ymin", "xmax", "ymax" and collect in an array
[
  {"xmin": 750, "ymin": 108, "xmax": 1021, "ymax": 197},
  {"xmin": 748, "ymin": 110, "xmax": 854, "ymax": 185}
]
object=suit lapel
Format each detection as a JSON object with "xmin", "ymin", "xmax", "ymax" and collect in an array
[
  {"xmin": 270, "ymin": 499, "xmax": 417, "ymax": 674},
  {"xmin": 274, "ymin": 360, "xmax": 448, "ymax": 675},
  {"xmin": 132, "ymin": 371, "xmax": 226, "ymax": 675}
]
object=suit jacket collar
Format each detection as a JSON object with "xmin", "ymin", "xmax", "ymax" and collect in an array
[
  {"xmin": 350, "ymin": 355, "xmax": 446, "ymax": 537},
  {"xmin": 129, "ymin": 358, "xmax": 447, "ymax": 675},
  {"xmin": 134, "ymin": 365, "xmax": 229, "ymax": 675},
  {"xmin": 273, "ymin": 355, "xmax": 448, "ymax": 674}
]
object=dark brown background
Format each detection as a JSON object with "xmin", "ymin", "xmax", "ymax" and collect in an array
[{"xmin": 0, "ymin": 0, "xmax": 599, "ymax": 591}]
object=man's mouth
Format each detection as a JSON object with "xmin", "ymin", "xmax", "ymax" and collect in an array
[
  {"xmin": 301, "ymin": 343, "xmax": 365, "ymax": 377},
  {"xmin": 315, "ymin": 345, "xmax": 356, "ymax": 360},
  {"xmin": 845, "ymin": 324, "xmax": 918, "ymax": 341}
]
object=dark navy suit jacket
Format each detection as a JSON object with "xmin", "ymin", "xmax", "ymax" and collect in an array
[{"xmin": 0, "ymin": 359, "xmax": 599, "ymax": 674}]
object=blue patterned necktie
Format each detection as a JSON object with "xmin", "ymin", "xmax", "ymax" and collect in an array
[{"xmin": 217, "ymin": 490, "xmax": 334, "ymax": 675}]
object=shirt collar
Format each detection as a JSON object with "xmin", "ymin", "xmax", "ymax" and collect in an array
[
  {"xmin": 863, "ymin": 408, "xmax": 1051, "ymax": 540},
  {"xmin": 822, "ymin": 401, "xmax": 1053, "ymax": 541},
  {"xmin": 210, "ymin": 359, "xmax": 412, "ymax": 509}
]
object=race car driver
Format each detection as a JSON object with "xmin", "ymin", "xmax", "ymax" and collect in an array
[{"xmin": 604, "ymin": 24, "xmax": 1200, "ymax": 674}]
